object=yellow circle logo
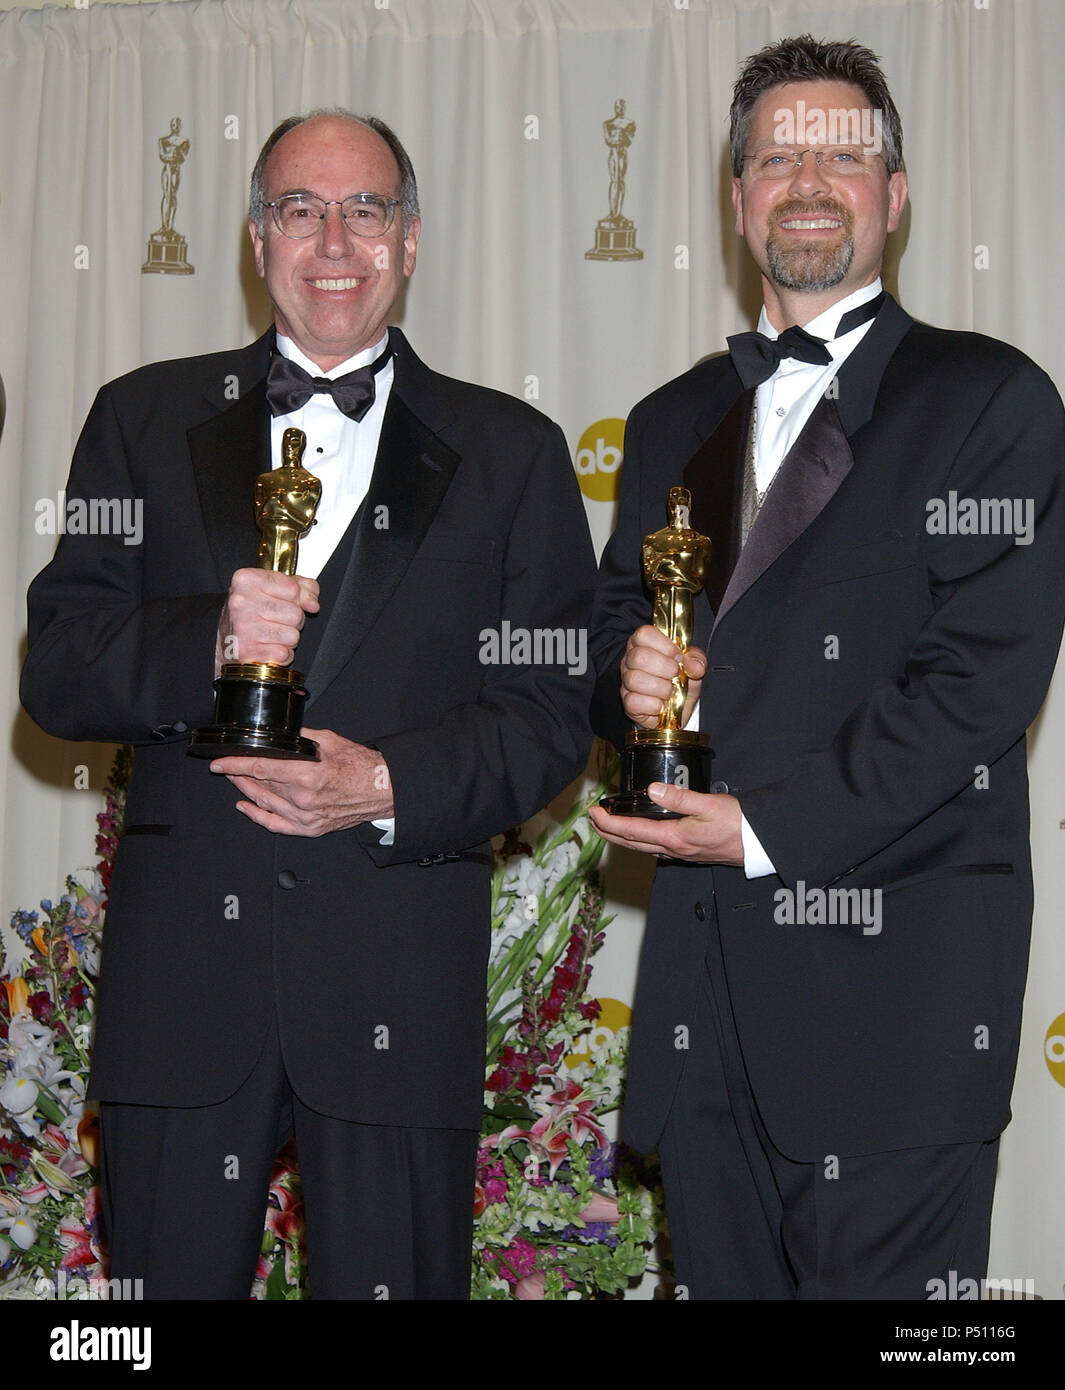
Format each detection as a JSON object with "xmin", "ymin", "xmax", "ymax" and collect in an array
[
  {"xmin": 564, "ymin": 996, "xmax": 632, "ymax": 1070},
  {"xmin": 575, "ymin": 418, "xmax": 625, "ymax": 502},
  {"xmin": 1044, "ymin": 1013, "xmax": 1065, "ymax": 1088}
]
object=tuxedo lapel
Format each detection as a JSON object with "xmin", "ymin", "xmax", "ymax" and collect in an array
[
  {"xmin": 710, "ymin": 295, "xmax": 916, "ymax": 633},
  {"xmin": 831, "ymin": 294, "xmax": 913, "ymax": 437},
  {"xmin": 304, "ymin": 348, "xmax": 460, "ymax": 709},
  {"xmin": 683, "ymin": 385, "xmax": 749, "ymax": 618},
  {"xmin": 713, "ymin": 395, "xmax": 853, "ymax": 630},
  {"xmin": 183, "ymin": 325, "xmax": 461, "ymax": 712},
  {"xmin": 187, "ymin": 335, "xmax": 273, "ymax": 589}
]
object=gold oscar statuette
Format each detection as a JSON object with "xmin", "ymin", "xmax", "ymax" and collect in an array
[
  {"xmin": 189, "ymin": 427, "xmax": 322, "ymax": 760},
  {"xmin": 585, "ymin": 98, "xmax": 644, "ymax": 262},
  {"xmin": 600, "ymin": 486, "xmax": 712, "ymax": 818},
  {"xmin": 141, "ymin": 117, "xmax": 195, "ymax": 275}
]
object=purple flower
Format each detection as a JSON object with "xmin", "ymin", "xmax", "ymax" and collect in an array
[
  {"xmin": 10, "ymin": 910, "xmax": 38, "ymax": 946},
  {"xmin": 588, "ymin": 1145, "xmax": 614, "ymax": 1181}
]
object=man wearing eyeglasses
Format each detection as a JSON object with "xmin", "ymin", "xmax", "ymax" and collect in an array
[
  {"xmin": 21, "ymin": 112, "xmax": 595, "ymax": 1299},
  {"xmin": 590, "ymin": 36, "xmax": 1065, "ymax": 1298}
]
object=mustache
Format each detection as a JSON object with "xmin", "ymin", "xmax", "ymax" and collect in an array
[{"xmin": 769, "ymin": 200, "xmax": 852, "ymax": 230}]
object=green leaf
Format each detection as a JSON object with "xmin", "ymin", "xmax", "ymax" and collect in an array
[{"xmin": 263, "ymin": 1259, "xmax": 291, "ymax": 1301}]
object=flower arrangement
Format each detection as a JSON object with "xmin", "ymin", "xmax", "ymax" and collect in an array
[
  {"xmin": 250, "ymin": 1141, "xmax": 307, "ymax": 1300},
  {"xmin": 0, "ymin": 751, "xmax": 127, "ymax": 1299},
  {"xmin": 1, "ymin": 747, "xmax": 663, "ymax": 1300},
  {"xmin": 472, "ymin": 768, "xmax": 662, "ymax": 1299}
]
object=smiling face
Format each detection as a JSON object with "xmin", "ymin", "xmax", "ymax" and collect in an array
[
  {"xmin": 731, "ymin": 80, "xmax": 907, "ymax": 328},
  {"xmin": 248, "ymin": 116, "xmax": 420, "ymax": 371}
]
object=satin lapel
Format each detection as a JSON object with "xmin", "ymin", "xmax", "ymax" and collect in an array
[
  {"xmin": 683, "ymin": 387, "xmax": 749, "ymax": 617},
  {"xmin": 832, "ymin": 293, "xmax": 914, "ymax": 437},
  {"xmin": 711, "ymin": 295, "xmax": 916, "ymax": 633},
  {"xmin": 713, "ymin": 395, "xmax": 852, "ymax": 631},
  {"xmin": 304, "ymin": 391, "xmax": 460, "ymax": 710},
  {"xmin": 187, "ymin": 379, "xmax": 271, "ymax": 589},
  {"xmin": 187, "ymin": 332, "xmax": 274, "ymax": 589}
]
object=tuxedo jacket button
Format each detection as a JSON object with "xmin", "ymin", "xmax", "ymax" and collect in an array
[
  {"xmin": 277, "ymin": 870, "xmax": 298, "ymax": 890},
  {"xmin": 709, "ymin": 779, "xmax": 729, "ymax": 794},
  {"xmin": 694, "ymin": 901, "xmax": 707, "ymax": 922}
]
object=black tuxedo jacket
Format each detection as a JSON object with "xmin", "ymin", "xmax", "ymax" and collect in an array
[
  {"xmin": 22, "ymin": 327, "xmax": 596, "ymax": 1130},
  {"xmin": 591, "ymin": 296, "xmax": 1065, "ymax": 1160}
]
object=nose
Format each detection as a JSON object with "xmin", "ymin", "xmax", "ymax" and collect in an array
[
  {"xmin": 317, "ymin": 202, "xmax": 356, "ymax": 258},
  {"xmin": 786, "ymin": 149, "xmax": 832, "ymax": 197}
]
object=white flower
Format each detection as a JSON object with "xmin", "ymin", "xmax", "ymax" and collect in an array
[
  {"xmin": 499, "ymin": 860, "xmax": 525, "ymax": 892},
  {"xmin": 544, "ymin": 841, "xmax": 579, "ymax": 889},
  {"xmin": 5, "ymin": 1215, "xmax": 37, "ymax": 1251},
  {"xmin": 13, "ymin": 1111, "xmax": 44, "ymax": 1140},
  {"xmin": 513, "ymin": 859, "xmax": 546, "ymax": 897},
  {"xmin": 79, "ymin": 942, "xmax": 101, "ymax": 975},
  {"xmin": 0, "ymin": 1075, "xmax": 39, "ymax": 1115},
  {"xmin": 60, "ymin": 1109, "xmax": 85, "ymax": 1146},
  {"xmin": 500, "ymin": 906, "xmax": 526, "ymax": 935},
  {"xmin": 7, "ymin": 1016, "xmax": 69, "ymax": 1088}
]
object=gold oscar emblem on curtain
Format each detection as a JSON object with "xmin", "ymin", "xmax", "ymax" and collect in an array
[
  {"xmin": 142, "ymin": 117, "xmax": 195, "ymax": 274},
  {"xmin": 585, "ymin": 98, "xmax": 643, "ymax": 262}
]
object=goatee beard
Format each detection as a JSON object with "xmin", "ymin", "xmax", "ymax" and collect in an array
[
  {"xmin": 767, "ymin": 238, "xmax": 853, "ymax": 291},
  {"xmin": 765, "ymin": 202, "xmax": 853, "ymax": 292}
]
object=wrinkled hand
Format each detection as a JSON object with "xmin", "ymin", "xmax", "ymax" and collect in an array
[
  {"xmin": 589, "ymin": 785, "xmax": 744, "ymax": 865},
  {"xmin": 620, "ymin": 625, "xmax": 707, "ymax": 729},
  {"xmin": 216, "ymin": 568, "xmax": 320, "ymax": 676},
  {"xmin": 209, "ymin": 729, "xmax": 393, "ymax": 836}
]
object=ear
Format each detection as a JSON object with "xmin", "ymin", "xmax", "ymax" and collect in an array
[
  {"xmin": 248, "ymin": 218, "xmax": 266, "ymax": 278},
  {"xmin": 402, "ymin": 215, "xmax": 421, "ymax": 278},
  {"xmin": 886, "ymin": 170, "xmax": 908, "ymax": 233},
  {"xmin": 731, "ymin": 177, "xmax": 745, "ymax": 236}
]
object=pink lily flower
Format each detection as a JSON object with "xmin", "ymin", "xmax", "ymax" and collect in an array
[
  {"xmin": 578, "ymin": 1193, "xmax": 620, "ymax": 1223},
  {"xmin": 514, "ymin": 1270, "xmax": 547, "ymax": 1300}
]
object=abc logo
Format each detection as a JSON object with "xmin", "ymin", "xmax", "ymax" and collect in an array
[
  {"xmin": 1044, "ymin": 1012, "xmax": 1065, "ymax": 1089},
  {"xmin": 575, "ymin": 418, "xmax": 625, "ymax": 502},
  {"xmin": 564, "ymin": 996, "xmax": 632, "ymax": 1070}
]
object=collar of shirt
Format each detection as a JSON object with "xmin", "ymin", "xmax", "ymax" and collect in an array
[
  {"xmin": 755, "ymin": 279, "xmax": 884, "ymax": 355},
  {"xmin": 274, "ymin": 330, "xmax": 391, "ymax": 378},
  {"xmin": 752, "ymin": 280, "xmax": 882, "ymax": 492}
]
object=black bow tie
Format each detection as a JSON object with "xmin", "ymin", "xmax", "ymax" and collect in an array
[
  {"xmin": 265, "ymin": 344, "xmax": 392, "ymax": 422},
  {"xmin": 727, "ymin": 293, "xmax": 885, "ymax": 390}
]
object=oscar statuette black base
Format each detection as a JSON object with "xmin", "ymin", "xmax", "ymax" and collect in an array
[
  {"xmin": 599, "ymin": 728, "xmax": 710, "ymax": 819},
  {"xmin": 188, "ymin": 662, "xmax": 319, "ymax": 761}
]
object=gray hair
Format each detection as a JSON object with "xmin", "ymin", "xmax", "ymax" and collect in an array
[
  {"xmin": 730, "ymin": 35, "xmax": 904, "ymax": 176},
  {"xmin": 248, "ymin": 109, "xmax": 419, "ymax": 233}
]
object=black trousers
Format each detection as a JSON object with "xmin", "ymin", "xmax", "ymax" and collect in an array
[
  {"xmin": 658, "ymin": 935, "xmax": 999, "ymax": 1300},
  {"xmin": 99, "ymin": 1023, "xmax": 479, "ymax": 1300}
]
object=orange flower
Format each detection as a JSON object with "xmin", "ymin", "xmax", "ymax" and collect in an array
[
  {"xmin": 31, "ymin": 927, "xmax": 49, "ymax": 956},
  {"xmin": 77, "ymin": 1113, "xmax": 101, "ymax": 1169},
  {"xmin": 4, "ymin": 977, "xmax": 30, "ymax": 1017}
]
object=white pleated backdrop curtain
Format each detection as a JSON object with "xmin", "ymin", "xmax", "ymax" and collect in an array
[{"xmin": 1, "ymin": 0, "xmax": 1062, "ymax": 1296}]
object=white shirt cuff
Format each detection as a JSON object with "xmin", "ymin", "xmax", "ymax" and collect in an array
[
  {"xmin": 740, "ymin": 813, "xmax": 776, "ymax": 879},
  {"xmin": 371, "ymin": 818, "xmax": 395, "ymax": 847}
]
